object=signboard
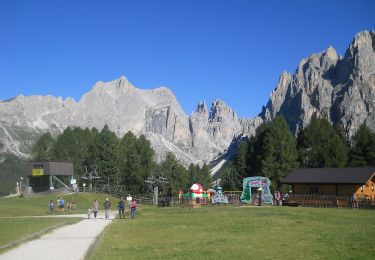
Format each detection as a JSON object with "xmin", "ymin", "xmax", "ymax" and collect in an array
[{"xmin": 32, "ymin": 168, "xmax": 44, "ymax": 176}]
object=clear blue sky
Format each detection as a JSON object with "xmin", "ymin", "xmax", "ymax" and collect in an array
[{"xmin": 0, "ymin": 0, "xmax": 374, "ymax": 117}]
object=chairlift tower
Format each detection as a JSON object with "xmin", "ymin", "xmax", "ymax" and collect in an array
[
  {"xmin": 81, "ymin": 165, "xmax": 102, "ymax": 189},
  {"xmin": 145, "ymin": 175, "xmax": 168, "ymax": 205}
]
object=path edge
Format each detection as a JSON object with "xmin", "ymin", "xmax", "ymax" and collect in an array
[
  {"xmin": 84, "ymin": 218, "xmax": 116, "ymax": 260},
  {"xmin": 0, "ymin": 220, "xmax": 79, "ymax": 253}
]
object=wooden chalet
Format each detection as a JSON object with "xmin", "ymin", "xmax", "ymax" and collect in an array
[{"xmin": 282, "ymin": 168, "xmax": 375, "ymax": 199}]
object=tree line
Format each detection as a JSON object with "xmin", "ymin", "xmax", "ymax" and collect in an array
[
  {"xmin": 32, "ymin": 125, "xmax": 211, "ymax": 196},
  {"xmin": 221, "ymin": 115, "xmax": 375, "ymax": 192}
]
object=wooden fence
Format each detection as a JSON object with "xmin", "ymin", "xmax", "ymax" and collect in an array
[{"xmin": 284, "ymin": 194, "xmax": 375, "ymax": 209}]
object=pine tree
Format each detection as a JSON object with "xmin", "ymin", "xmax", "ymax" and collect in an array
[
  {"xmin": 98, "ymin": 125, "xmax": 120, "ymax": 185},
  {"xmin": 85, "ymin": 128, "xmax": 101, "ymax": 170},
  {"xmin": 221, "ymin": 164, "xmax": 242, "ymax": 191},
  {"xmin": 221, "ymin": 140, "xmax": 249, "ymax": 191},
  {"xmin": 302, "ymin": 115, "xmax": 348, "ymax": 168},
  {"xmin": 198, "ymin": 163, "xmax": 212, "ymax": 189},
  {"xmin": 32, "ymin": 132, "xmax": 54, "ymax": 160},
  {"xmin": 188, "ymin": 163, "xmax": 198, "ymax": 185},
  {"xmin": 349, "ymin": 124, "xmax": 375, "ymax": 166},
  {"xmin": 233, "ymin": 141, "xmax": 249, "ymax": 178},
  {"xmin": 135, "ymin": 135, "xmax": 155, "ymax": 192},
  {"xmin": 160, "ymin": 153, "xmax": 188, "ymax": 196},
  {"xmin": 256, "ymin": 116, "xmax": 298, "ymax": 190},
  {"xmin": 296, "ymin": 128, "xmax": 308, "ymax": 167}
]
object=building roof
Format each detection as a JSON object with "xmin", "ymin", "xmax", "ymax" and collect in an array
[
  {"xmin": 281, "ymin": 168, "xmax": 375, "ymax": 185},
  {"xmin": 27, "ymin": 161, "xmax": 74, "ymax": 176}
]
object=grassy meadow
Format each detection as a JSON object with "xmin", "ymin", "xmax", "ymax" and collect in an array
[
  {"xmin": 0, "ymin": 192, "xmax": 119, "ymax": 217},
  {"xmin": 87, "ymin": 206, "xmax": 375, "ymax": 260}
]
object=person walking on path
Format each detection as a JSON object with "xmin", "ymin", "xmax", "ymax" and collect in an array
[
  {"xmin": 92, "ymin": 199, "xmax": 99, "ymax": 219},
  {"xmin": 48, "ymin": 199, "xmax": 54, "ymax": 214},
  {"xmin": 104, "ymin": 198, "xmax": 111, "ymax": 219},
  {"xmin": 130, "ymin": 198, "xmax": 137, "ymax": 219},
  {"xmin": 67, "ymin": 198, "xmax": 76, "ymax": 213},
  {"xmin": 118, "ymin": 197, "xmax": 125, "ymax": 219},
  {"xmin": 57, "ymin": 196, "xmax": 65, "ymax": 213}
]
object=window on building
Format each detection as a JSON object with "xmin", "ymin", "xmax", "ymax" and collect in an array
[{"xmin": 310, "ymin": 185, "xmax": 319, "ymax": 194}]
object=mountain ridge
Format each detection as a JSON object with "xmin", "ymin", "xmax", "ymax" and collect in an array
[
  {"xmin": 1, "ymin": 30, "xmax": 374, "ymax": 169},
  {"xmin": 0, "ymin": 76, "xmax": 259, "ymax": 167},
  {"xmin": 261, "ymin": 30, "xmax": 375, "ymax": 138}
]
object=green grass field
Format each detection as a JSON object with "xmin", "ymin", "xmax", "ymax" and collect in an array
[
  {"xmin": 87, "ymin": 206, "xmax": 375, "ymax": 260},
  {"xmin": 0, "ymin": 192, "xmax": 119, "ymax": 217}
]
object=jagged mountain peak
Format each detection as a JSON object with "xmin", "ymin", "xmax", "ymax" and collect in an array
[
  {"xmin": 0, "ymin": 75, "xmax": 255, "ymax": 167},
  {"xmin": 296, "ymin": 46, "xmax": 339, "ymax": 78},
  {"xmin": 352, "ymin": 30, "xmax": 375, "ymax": 47},
  {"xmin": 325, "ymin": 46, "xmax": 338, "ymax": 60},
  {"xmin": 196, "ymin": 101, "xmax": 208, "ymax": 115},
  {"xmin": 261, "ymin": 30, "xmax": 375, "ymax": 137},
  {"xmin": 87, "ymin": 75, "xmax": 136, "ymax": 99},
  {"xmin": 209, "ymin": 99, "xmax": 238, "ymax": 122}
]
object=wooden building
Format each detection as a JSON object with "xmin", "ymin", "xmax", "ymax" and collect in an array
[
  {"xmin": 282, "ymin": 168, "xmax": 375, "ymax": 199},
  {"xmin": 27, "ymin": 161, "xmax": 74, "ymax": 193}
]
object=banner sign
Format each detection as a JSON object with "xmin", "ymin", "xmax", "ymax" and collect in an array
[{"xmin": 32, "ymin": 168, "xmax": 44, "ymax": 176}]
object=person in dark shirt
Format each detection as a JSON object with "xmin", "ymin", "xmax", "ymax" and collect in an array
[
  {"xmin": 118, "ymin": 197, "xmax": 125, "ymax": 219},
  {"xmin": 104, "ymin": 198, "xmax": 111, "ymax": 219}
]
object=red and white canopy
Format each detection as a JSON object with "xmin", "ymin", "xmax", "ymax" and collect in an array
[{"xmin": 190, "ymin": 183, "xmax": 205, "ymax": 194}]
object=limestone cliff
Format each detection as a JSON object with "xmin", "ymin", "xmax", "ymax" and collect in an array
[
  {"xmin": 261, "ymin": 30, "xmax": 375, "ymax": 138},
  {"xmin": 0, "ymin": 77, "xmax": 256, "ymax": 166}
]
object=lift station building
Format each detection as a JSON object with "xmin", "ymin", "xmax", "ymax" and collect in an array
[{"xmin": 27, "ymin": 161, "xmax": 74, "ymax": 193}]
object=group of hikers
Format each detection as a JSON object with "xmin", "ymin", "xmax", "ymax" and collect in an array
[
  {"xmin": 89, "ymin": 197, "xmax": 137, "ymax": 219},
  {"xmin": 48, "ymin": 196, "xmax": 138, "ymax": 219},
  {"xmin": 48, "ymin": 196, "xmax": 76, "ymax": 214}
]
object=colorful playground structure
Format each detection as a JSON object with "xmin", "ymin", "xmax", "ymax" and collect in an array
[
  {"xmin": 240, "ymin": 176, "xmax": 274, "ymax": 205},
  {"xmin": 211, "ymin": 185, "xmax": 228, "ymax": 204},
  {"xmin": 179, "ymin": 182, "xmax": 229, "ymax": 207},
  {"xmin": 177, "ymin": 177, "xmax": 274, "ymax": 207}
]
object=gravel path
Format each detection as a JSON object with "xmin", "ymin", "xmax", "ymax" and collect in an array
[{"xmin": 0, "ymin": 211, "xmax": 116, "ymax": 260}]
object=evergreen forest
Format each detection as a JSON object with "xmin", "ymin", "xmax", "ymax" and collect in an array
[
  {"xmin": 31, "ymin": 125, "xmax": 211, "ymax": 196},
  {"xmin": 221, "ymin": 115, "xmax": 375, "ymax": 192},
  {"xmin": 15, "ymin": 115, "xmax": 375, "ymax": 196}
]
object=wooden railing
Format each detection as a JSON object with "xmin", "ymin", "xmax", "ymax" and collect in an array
[{"xmin": 284, "ymin": 194, "xmax": 375, "ymax": 209}]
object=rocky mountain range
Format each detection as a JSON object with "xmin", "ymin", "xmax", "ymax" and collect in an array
[
  {"xmin": 0, "ymin": 76, "xmax": 262, "ymax": 167},
  {"xmin": 0, "ymin": 30, "xmax": 374, "ymax": 170},
  {"xmin": 261, "ymin": 30, "xmax": 375, "ymax": 138}
]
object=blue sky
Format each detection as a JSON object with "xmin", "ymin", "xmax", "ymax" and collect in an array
[{"xmin": 0, "ymin": 0, "xmax": 374, "ymax": 117}]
